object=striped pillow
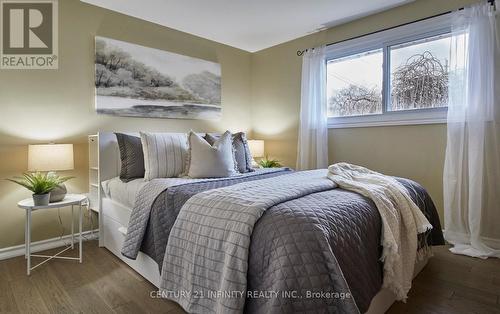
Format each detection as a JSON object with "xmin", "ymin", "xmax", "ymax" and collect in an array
[{"xmin": 140, "ymin": 132, "xmax": 188, "ymax": 180}]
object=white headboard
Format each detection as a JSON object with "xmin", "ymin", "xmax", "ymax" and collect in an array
[
  {"xmin": 98, "ymin": 132, "xmax": 139, "ymax": 182},
  {"xmin": 98, "ymin": 131, "xmax": 209, "ymax": 182}
]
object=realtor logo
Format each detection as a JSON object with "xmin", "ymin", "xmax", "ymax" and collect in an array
[{"xmin": 0, "ymin": 0, "xmax": 58, "ymax": 69}]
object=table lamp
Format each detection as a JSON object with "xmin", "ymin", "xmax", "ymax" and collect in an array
[
  {"xmin": 28, "ymin": 144, "xmax": 74, "ymax": 202},
  {"xmin": 247, "ymin": 140, "xmax": 264, "ymax": 168}
]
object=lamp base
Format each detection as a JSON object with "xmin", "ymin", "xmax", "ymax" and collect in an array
[{"xmin": 49, "ymin": 184, "xmax": 67, "ymax": 203}]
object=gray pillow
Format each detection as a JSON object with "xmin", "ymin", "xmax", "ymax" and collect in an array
[
  {"xmin": 205, "ymin": 132, "xmax": 254, "ymax": 173},
  {"xmin": 140, "ymin": 132, "xmax": 188, "ymax": 180},
  {"xmin": 186, "ymin": 131, "xmax": 237, "ymax": 178},
  {"xmin": 115, "ymin": 133, "xmax": 145, "ymax": 182}
]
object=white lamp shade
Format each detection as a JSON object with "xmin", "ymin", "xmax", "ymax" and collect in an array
[
  {"xmin": 28, "ymin": 144, "xmax": 74, "ymax": 171},
  {"xmin": 248, "ymin": 140, "xmax": 265, "ymax": 158}
]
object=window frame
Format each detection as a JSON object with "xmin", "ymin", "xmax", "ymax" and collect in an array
[{"xmin": 326, "ymin": 14, "xmax": 452, "ymax": 129}]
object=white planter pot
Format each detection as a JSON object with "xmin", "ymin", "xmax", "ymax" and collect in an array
[{"xmin": 33, "ymin": 193, "xmax": 50, "ymax": 206}]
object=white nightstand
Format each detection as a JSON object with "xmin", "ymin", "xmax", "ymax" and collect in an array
[{"xmin": 17, "ymin": 194, "xmax": 87, "ymax": 275}]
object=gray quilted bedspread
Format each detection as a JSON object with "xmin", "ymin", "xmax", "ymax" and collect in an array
[
  {"xmin": 122, "ymin": 168, "xmax": 292, "ymax": 264},
  {"xmin": 247, "ymin": 177, "xmax": 444, "ymax": 314},
  {"xmin": 122, "ymin": 169, "xmax": 443, "ymax": 314}
]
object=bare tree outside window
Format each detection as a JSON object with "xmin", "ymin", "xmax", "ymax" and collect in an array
[
  {"xmin": 329, "ymin": 85, "xmax": 382, "ymax": 117},
  {"xmin": 389, "ymin": 34, "xmax": 450, "ymax": 111},
  {"xmin": 390, "ymin": 51, "xmax": 448, "ymax": 110},
  {"xmin": 327, "ymin": 49, "xmax": 383, "ymax": 117}
]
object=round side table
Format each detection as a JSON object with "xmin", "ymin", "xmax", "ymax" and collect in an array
[{"xmin": 17, "ymin": 194, "xmax": 87, "ymax": 275}]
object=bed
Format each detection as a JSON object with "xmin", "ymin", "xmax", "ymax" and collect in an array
[{"xmin": 97, "ymin": 132, "xmax": 444, "ymax": 313}]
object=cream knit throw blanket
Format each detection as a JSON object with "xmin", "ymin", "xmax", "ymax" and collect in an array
[{"xmin": 327, "ymin": 163, "xmax": 432, "ymax": 300}]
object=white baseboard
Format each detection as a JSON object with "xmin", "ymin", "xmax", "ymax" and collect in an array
[{"xmin": 0, "ymin": 229, "xmax": 99, "ymax": 261}]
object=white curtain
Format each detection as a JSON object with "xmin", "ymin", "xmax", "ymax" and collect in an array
[
  {"xmin": 444, "ymin": 1, "xmax": 500, "ymax": 258},
  {"xmin": 296, "ymin": 46, "xmax": 329, "ymax": 170}
]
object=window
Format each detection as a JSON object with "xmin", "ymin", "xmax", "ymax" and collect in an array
[
  {"xmin": 327, "ymin": 49, "xmax": 383, "ymax": 117},
  {"xmin": 326, "ymin": 15, "xmax": 452, "ymax": 128},
  {"xmin": 389, "ymin": 34, "xmax": 450, "ymax": 112}
]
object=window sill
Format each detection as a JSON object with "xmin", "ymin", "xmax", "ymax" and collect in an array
[{"xmin": 327, "ymin": 109, "xmax": 447, "ymax": 129}]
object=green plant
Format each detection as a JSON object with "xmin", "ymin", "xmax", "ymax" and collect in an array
[
  {"xmin": 7, "ymin": 172, "xmax": 73, "ymax": 195},
  {"xmin": 258, "ymin": 156, "xmax": 282, "ymax": 168}
]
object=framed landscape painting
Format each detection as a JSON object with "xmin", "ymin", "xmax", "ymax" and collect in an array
[{"xmin": 95, "ymin": 36, "xmax": 221, "ymax": 120}]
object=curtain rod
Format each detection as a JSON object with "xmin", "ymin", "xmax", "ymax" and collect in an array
[{"xmin": 296, "ymin": 0, "xmax": 496, "ymax": 56}]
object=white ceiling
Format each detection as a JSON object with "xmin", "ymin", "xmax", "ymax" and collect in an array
[{"xmin": 82, "ymin": 0, "xmax": 414, "ymax": 52}]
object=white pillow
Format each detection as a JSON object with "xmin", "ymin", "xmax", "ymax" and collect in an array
[
  {"xmin": 140, "ymin": 132, "xmax": 188, "ymax": 180},
  {"xmin": 186, "ymin": 131, "xmax": 237, "ymax": 178}
]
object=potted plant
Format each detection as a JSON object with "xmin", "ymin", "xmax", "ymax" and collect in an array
[
  {"xmin": 7, "ymin": 172, "xmax": 73, "ymax": 206},
  {"xmin": 258, "ymin": 156, "xmax": 282, "ymax": 168}
]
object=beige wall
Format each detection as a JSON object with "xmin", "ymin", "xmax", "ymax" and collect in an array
[
  {"xmin": 251, "ymin": 0, "xmax": 480, "ymax": 222},
  {"xmin": 328, "ymin": 124, "xmax": 447, "ymax": 210},
  {"xmin": 0, "ymin": 0, "xmax": 252, "ymax": 249}
]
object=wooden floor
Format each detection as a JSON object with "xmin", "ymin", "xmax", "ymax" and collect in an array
[
  {"xmin": 0, "ymin": 240, "xmax": 183, "ymax": 314},
  {"xmin": 0, "ymin": 241, "xmax": 499, "ymax": 313},
  {"xmin": 388, "ymin": 245, "xmax": 500, "ymax": 314}
]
